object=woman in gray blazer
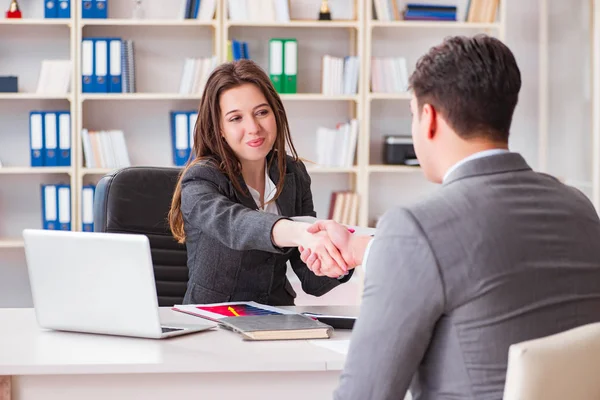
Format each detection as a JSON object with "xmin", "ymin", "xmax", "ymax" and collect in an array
[{"xmin": 168, "ymin": 59, "xmax": 354, "ymax": 306}]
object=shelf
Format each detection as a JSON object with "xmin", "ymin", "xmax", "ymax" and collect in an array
[
  {"xmin": 80, "ymin": 18, "xmax": 217, "ymax": 27},
  {"xmin": 369, "ymin": 92, "xmax": 412, "ymax": 100},
  {"xmin": 280, "ymin": 94, "xmax": 359, "ymax": 101},
  {"xmin": 226, "ymin": 20, "xmax": 359, "ymax": 28},
  {"xmin": 0, "ymin": 93, "xmax": 72, "ymax": 101},
  {"xmin": 368, "ymin": 165, "xmax": 421, "ymax": 173},
  {"xmin": 81, "ymin": 93, "xmax": 203, "ymax": 101},
  {"xmin": 0, "ymin": 239, "xmax": 24, "ymax": 249},
  {"xmin": 0, "ymin": 18, "xmax": 71, "ymax": 26},
  {"xmin": 306, "ymin": 166, "xmax": 359, "ymax": 174},
  {"xmin": 0, "ymin": 167, "xmax": 73, "ymax": 175},
  {"xmin": 370, "ymin": 21, "xmax": 501, "ymax": 29}
]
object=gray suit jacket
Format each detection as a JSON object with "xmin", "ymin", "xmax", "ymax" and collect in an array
[
  {"xmin": 180, "ymin": 153, "xmax": 352, "ymax": 306},
  {"xmin": 335, "ymin": 152, "xmax": 600, "ymax": 400}
]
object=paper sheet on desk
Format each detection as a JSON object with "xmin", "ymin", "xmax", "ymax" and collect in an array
[
  {"xmin": 309, "ymin": 339, "xmax": 350, "ymax": 355},
  {"xmin": 291, "ymin": 216, "xmax": 376, "ymax": 236}
]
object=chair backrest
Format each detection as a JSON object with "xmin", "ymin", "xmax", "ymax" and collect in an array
[
  {"xmin": 503, "ymin": 322, "xmax": 600, "ymax": 400},
  {"xmin": 93, "ymin": 166, "xmax": 187, "ymax": 306}
]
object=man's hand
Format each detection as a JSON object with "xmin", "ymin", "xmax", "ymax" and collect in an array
[
  {"xmin": 299, "ymin": 220, "xmax": 358, "ymax": 276},
  {"xmin": 296, "ymin": 229, "xmax": 348, "ymax": 278}
]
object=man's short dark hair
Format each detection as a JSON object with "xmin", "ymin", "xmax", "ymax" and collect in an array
[{"xmin": 409, "ymin": 34, "xmax": 521, "ymax": 142}]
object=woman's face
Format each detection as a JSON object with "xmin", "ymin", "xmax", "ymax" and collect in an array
[{"xmin": 219, "ymin": 83, "xmax": 277, "ymax": 166}]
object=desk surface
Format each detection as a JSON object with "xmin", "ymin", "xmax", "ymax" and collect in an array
[{"xmin": 0, "ymin": 306, "xmax": 358, "ymax": 376}]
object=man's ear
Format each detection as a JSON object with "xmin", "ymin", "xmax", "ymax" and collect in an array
[{"xmin": 421, "ymin": 103, "xmax": 437, "ymax": 140}]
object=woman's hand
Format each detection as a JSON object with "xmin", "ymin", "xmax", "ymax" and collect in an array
[{"xmin": 297, "ymin": 230, "xmax": 348, "ymax": 278}]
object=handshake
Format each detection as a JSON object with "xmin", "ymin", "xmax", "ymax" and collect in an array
[{"xmin": 296, "ymin": 220, "xmax": 362, "ymax": 279}]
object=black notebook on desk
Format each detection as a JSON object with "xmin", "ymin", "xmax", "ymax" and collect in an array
[{"xmin": 172, "ymin": 302, "xmax": 333, "ymax": 341}]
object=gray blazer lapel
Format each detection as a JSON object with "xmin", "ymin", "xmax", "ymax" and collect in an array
[
  {"xmin": 269, "ymin": 160, "xmax": 296, "ymax": 217},
  {"xmin": 230, "ymin": 175, "xmax": 259, "ymax": 210},
  {"xmin": 444, "ymin": 152, "xmax": 532, "ymax": 185}
]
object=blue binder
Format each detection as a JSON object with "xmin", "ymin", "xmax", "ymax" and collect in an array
[
  {"xmin": 41, "ymin": 184, "xmax": 58, "ymax": 230},
  {"xmin": 29, "ymin": 111, "xmax": 45, "ymax": 167},
  {"xmin": 57, "ymin": 111, "xmax": 71, "ymax": 166},
  {"xmin": 93, "ymin": 0, "xmax": 107, "ymax": 18},
  {"xmin": 93, "ymin": 38, "xmax": 109, "ymax": 93},
  {"xmin": 57, "ymin": 184, "xmax": 71, "ymax": 231},
  {"xmin": 57, "ymin": 0, "xmax": 70, "ymax": 18},
  {"xmin": 44, "ymin": 0, "xmax": 58, "ymax": 18},
  {"xmin": 43, "ymin": 112, "xmax": 58, "ymax": 166},
  {"xmin": 170, "ymin": 111, "xmax": 191, "ymax": 167},
  {"xmin": 81, "ymin": 185, "xmax": 95, "ymax": 232},
  {"xmin": 81, "ymin": 0, "xmax": 93, "ymax": 18},
  {"xmin": 109, "ymin": 38, "xmax": 123, "ymax": 93},
  {"xmin": 81, "ymin": 38, "xmax": 94, "ymax": 93},
  {"xmin": 232, "ymin": 40, "xmax": 243, "ymax": 61}
]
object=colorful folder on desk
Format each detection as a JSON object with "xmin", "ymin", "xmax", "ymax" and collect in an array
[{"xmin": 173, "ymin": 301, "xmax": 333, "ymax": 341}]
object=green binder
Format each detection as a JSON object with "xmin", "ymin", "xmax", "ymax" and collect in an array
[
  {"xmin": 268, "ymin": 39, "xmax": 284, "ymax": 93},
  {"xmin": 283, "ymin": 38, "xmax": 297, "ymax": 94}
]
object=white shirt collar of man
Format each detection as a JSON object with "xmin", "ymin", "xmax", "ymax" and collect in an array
[
  {"xmin": 247, "ymin": 164, "xmax": 279, "ymax": 215},
  {"xmin": 442, "ymin": 148, "xmax": 510, "ymax": 183}
]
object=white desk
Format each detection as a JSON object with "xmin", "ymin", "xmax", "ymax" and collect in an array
[{"xmin": 0, "ymin": 306, "xmax": 358, "ymax": 400}]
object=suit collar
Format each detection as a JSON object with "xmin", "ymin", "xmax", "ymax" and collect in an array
[
  {"xmin": 269, "ymin": 157, "xmax": 295, "ymax": 217},
  {"xmin": 443, "ymin": 152, "xmax": 532, "ymax": 185}
]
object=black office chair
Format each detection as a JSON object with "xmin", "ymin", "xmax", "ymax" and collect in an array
[{"xmin": 93, "ymin": 166, "xmax": 188, "ymax": 306}]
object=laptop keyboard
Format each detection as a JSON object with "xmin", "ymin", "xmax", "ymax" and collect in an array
[{"xmin": 161, "ymin": 327, "xmax": 184, "ymax": 333}]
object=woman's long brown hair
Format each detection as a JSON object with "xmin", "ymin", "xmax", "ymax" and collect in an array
[{"xmin": 168, "ymin": 59, "xmax": 299, "ymax": 243}]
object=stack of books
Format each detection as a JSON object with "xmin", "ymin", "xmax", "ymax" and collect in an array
[
  {"xmin": 370, "ymin": 56, "xmax": 409, "ymax": 93},
  {"xmin": 179, "ymin": 56, "xmax": 218, "ymax": 94},
  {"xmin": 403, "ymin": 4, "xmax": 457, "ymax": 21},
  {"xmin": 321, "ymin": 55, "xmax": 360, "ymax": 96},
  {"xmin": 315, "ymin": 119, "xmax": 359, "ymax": 168},
  {"xmin": 227, "ymin": 0, "xmax": 290, "ymax": 23},
  {"xmin": 81, "ymin": 129, "xmax": 131, "ymax": 169}
]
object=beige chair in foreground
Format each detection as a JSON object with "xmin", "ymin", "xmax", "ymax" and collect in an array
[{"xmin": 503, "ymin": 322, "xmax": 600, "ymax": 400}]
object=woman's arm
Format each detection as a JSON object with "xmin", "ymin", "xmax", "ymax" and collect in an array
[{"xmin": 181, "ymin": 164, "xmax": 290, "ymax": 253}]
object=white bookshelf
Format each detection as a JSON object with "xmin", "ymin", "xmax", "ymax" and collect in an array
[
  {"xmin": 362, "ymin": 0, "xmax": 507, "ymax": 226},
  {"xmin": 0, "ymin": 0, "xmax": 510, "ymax": 307},
  {"xmin": 0, "ymin": 0, "xmax": 78, "ymax": 253}
]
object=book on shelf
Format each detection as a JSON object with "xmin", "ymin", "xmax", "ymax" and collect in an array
[
  {"xmin": 321, "ymin": 55, "xmax": 359, "ymax": 96},
  {"xmin": 227, "ymin": 0, "xmax": 290, "ymax": 23},
  {"xmin": 173, "ymin": 301, "xmax": 333, "ymax": 341},
  {"xmin": 403, "ymin": 3, "xmax": 457, "ymax": 21},
  {"xmin": 372, "ymin": 1, "xmax": 497, "ymax": 22},
  {"xmin": 370, "ymin": 56, "xmax": 408, "ymax": 94},
  {"xmin": 329, "ymin": 191, "xmax": 360, "ymax": 227},
  {"xmin": 181, "ymin": 0, "xmax": 217, "ymax": 20},
  {"xmin": 179, "ymin": 56, "xmax": 218, "ymax": 94},
  {"xmin": 226, "ymin": 40, "xmax": 250, "ymax": 62},
  {"xmin": 81, "ymin": 129, "xmax": 131, "ymax": 169},
  {"xmin": 36, "ymin": 60, "xmax": 71, "ymax": 95},
  {"xmin": 466, "ymin": 0, "xmax": 499, "ymax": 23},
  {"xmin": 314, "ymin": 119, "xmax": 359, "ymax": 168}
]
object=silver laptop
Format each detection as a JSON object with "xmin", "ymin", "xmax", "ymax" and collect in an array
[{"xmin": 22, "ymin": 229, "xmax": 215, "ymax": 339}]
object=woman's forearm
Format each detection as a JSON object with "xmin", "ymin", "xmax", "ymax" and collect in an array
[{"xmin": 271, "ymin": 219, "xmax": 310, "ymax": 248}]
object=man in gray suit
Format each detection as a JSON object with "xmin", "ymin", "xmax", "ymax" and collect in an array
[{"xmin": 301, "ymin": 34, "xmax": 600, "ymax": 399}]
